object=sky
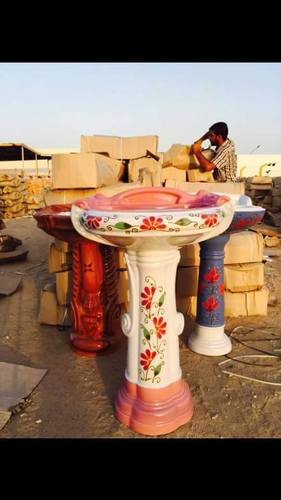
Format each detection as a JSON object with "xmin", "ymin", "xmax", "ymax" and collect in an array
[{"xmin": 0, "ymin": 62, "xmax": 280, "ymax": 154}]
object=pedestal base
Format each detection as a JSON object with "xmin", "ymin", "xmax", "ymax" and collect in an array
[
  {"xmin": 115, "ymin": 378, "xmax": 193, "ymax": 436},
  {"xmin": 188, "ymin": 324, "xmax": 232, "ymax": 356},
  {"xmin": 70, "ymin": 333, "xmax": 109, "ymax": 356}
]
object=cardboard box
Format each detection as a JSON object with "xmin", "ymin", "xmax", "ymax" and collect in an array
[
  {"xmin": 165, "ymin": 179, "xmax": 245, "ymax": 195},
  {"xmin": 54, "ymin": 238, "xmax": 71, "ymax": 253},
  {"xmin": 38, "ymin": 282, "xmax": 71, "ymax": 326},
  {"xmin": 44, "ymin": 182, "xmax": 140, "ymax": 207},
  {"xmin": 225, "ymin": 287, "xmax": 269, "ymax": 317},
  {"xmin": 118, "ymin": 270, "xmax": 130, "ymax": 305},
  {"xmin": 163, "ymin": 144, "xmax": 190, "ymax": 170},
  {"xmin": 161, "ymin": 167, "xmax": 186, "ymax": 183},
  {"xmin": 80, "ymin": 135, "xmax": 158, "ymax": 160},
  {"xmin": 179, "ymin": 231, "xmax": 264, "ymax": 267},
  {"xmin": 224, "ymin": 263, "xmax": 264, "ymax": 292},
  {"xmin": 44, "ymin": 188, "xmax": 98, "ymax": 206},
  {"xmin": 52, "ymin": 153, "xmax": 124, "ymax": 189},
  {"xmin": 225, "ymin": 231, "xmax": 264, "ymax": 264},
  {"xmin": 187, "ymin": 170, "xmax": 214, "ymax": 182},
  {"xmin": 55, "ymin": 270, "xmax": 72, "ymax": 305},
  {"xmin": 48, "ymin": 243, "xmax": 72, "ymax": 273},
  {"xmin": 115, "ymin": 249, "xmax": 127, "ymax": 270},
  {"xmin": 176, "ymin": 266, "xmax": 199, "ymax": 297},
  {"xmin": 179, "ymin": 245, "xmax": 200, "ymax": 267},
  {"xmin": 128, "ymin": 158, "xmax": 162, "ymax": 186},
  {"xmin": 176, "ymin": 295, "xmax": 197, "ymax": 317}
]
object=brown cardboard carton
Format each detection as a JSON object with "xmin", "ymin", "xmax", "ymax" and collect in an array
[
  {"xmin": 165, "ymin": 179, "xmax": 245, "ymax": 195},
  {"xmin": 39, "ymin": 285, "xmax": 72, "ymax": 326},
  {"xmin": 163, "ymin": 144, "xmax": 190, "ymax": 170},
  {"xmin": 118, "ymin": 270, "xmax": 130, "ymax": 305},
  {"xmin": 179, "ymin": 245, "xmax": 200, "ymax": 267},
  {"xmin": 225, "ymin": 287, "xmax": 269, "ymax": 317},
  {"xmin": 176, "ymin": 266, "xmax": 199, "ymax": 297},
  {"xmin": 115, "ymin": 249, "xmax": 127, "ymax": 270},
  {"xmin": 52, "ymin": 153, "xmax": 124, "ymax": 189},
  {"xmin": 179, "ymin": 231, "xmax": 264, "ymax": 266},
  {"xmin": 187, "ymin": 170, "xmax": 214, "ymax": 182},
  {"xmin": 224, "ymin": 231, "xmax": 264, "ymax": 264},
  {"xmin": 224, "ymin": 263, "xmax": 264, "ymax": 292},
  {"xmin": 48, "ymin": 243, "xmax": 72, "ymax": 273},
  {"xmin": 38, "ymin": 283, "xmax": 57, "ymax": 325},
  {"xmin": 176, "ymin": 295, "xmax": 197, "ymax": 317},
  {"xmin": 80, "ymin": 135, "xmax": 158, "ymax": 160},
  {"xmin": 44, "ymin": 188, "xmax": 98, "ymax": 206},
  {"xmin": 54, "ymin": 238, "xmax": 71, "ymax": 253},
  {"xmin": 55, "ymin": 270, "xmax": 72, "ymax": 305},
  {"xmin": 128, "ymin": 158, "xmax": 162, "ymax": 186},
  {"xmin": 44, "ymin": 182, "xmax": 140, "ymax": 207},
  {"xmin": 161, "ymin": 167, "xmax": 186, "ymax": 183}
]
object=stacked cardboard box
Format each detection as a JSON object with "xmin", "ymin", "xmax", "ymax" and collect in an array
[
  {"xmin": 38, "ymin": 238, "xmax": 72, "ymax": 327},
  {"xmin": 52, "ymin": 153, "xmax": 125, "ymax": 190},
  {"xmin": 80, "ymin": 135, "xmax": 158, "ymax": 159},
  {"xmin": 113, "ymin": 231, "xmax": 268, "ymax": 318},
  {"xmin": 176, "ymin": 230, "xmax": 268, "ymax": 317},
  {"xmin": 165, "ymin": 179, "xmax": 245, "ymax": 195},
  {"xmin": 245, "ymin": 176, "xmax": 281, "ymax": 229}
]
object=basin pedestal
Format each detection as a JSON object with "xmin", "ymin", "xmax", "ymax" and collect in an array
[
  {"xmin": 188, "ymin": 234, "xmax": 232, "ymax": 356},
  {"xmin": 115, "ymin": 248, "xmax": 193, "ymax": 435},
  {"xmin": 188, "ymin": 197, "xmax": 265, "ymax": 357},
  {"xmin": 71, "ymin": 241, "xmax": 121, "ymax": 355},
  {"xmin": 34, "ymin": 205, "xmax": 122, "ymax": 356},
  {"xmin": 70, "ymin": 186, "xmax": 235, "ymax": 434}
]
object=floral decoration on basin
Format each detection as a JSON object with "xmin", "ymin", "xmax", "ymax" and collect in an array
[{"xmin": 80, "ymin": 210, "xmax": 226, "ymax": 235}]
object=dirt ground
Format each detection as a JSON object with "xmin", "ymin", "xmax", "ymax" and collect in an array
[{"xmin": 1, "ymin": 217, "xmax": 281, "ymax": 439}]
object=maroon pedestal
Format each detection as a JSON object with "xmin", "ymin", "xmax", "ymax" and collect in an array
[{"xmin": 34, "ymin": 204, "xmax": 122, "ymax": 355}]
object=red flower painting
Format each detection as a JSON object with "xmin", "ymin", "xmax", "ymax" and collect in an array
[
  {"xmin": 201, "ymin": 214, "xmax": 218, "ymax": 227},
  {"xmin": 140, "ymin": 216, "xmax": 166, "ymax": 231},
  {"xmin": 86, "ymin": 216, "xmax": 102, "ymax": 229},
  {"xmin": 153, "ymin": 316, "xmax": 167, "ymax": 339},
  {"xmin": 202, "ymin": 296, "xmax": 219, "ymax": 312},
  {"xmin": 219, "ymin": 283, "xmax": 225, "ymax": 296},
  {"xmin": 141, "ymin": 286, "xmax": 156, "ymax": 309},
  {"xmin": 140, "ymin": 349, "xmax": 157, "ymax": 370},
  {"xmin": 204, "ymin": 267, "xmax": 220, "ymax": 283}
]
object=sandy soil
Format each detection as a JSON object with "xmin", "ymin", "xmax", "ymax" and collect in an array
[{"xmin": 1, "ymin": 217, "xmax": 281, "ymax": 438}]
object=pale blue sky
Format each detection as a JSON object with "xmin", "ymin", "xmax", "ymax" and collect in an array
[{"xmin": 0, "ymin": 63, "xmax": 280, "ymax": 154}]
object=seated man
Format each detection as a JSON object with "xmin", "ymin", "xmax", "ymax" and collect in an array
[{"xmin": 191, "ymin": 122, "xmax": 237, "ymax": 182}]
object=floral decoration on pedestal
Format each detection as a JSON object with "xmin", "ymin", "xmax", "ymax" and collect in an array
[{"xmin": 139, "ymin": 276, "xmax": 168, "ymax": 384}]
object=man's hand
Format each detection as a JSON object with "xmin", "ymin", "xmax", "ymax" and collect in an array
[{"xmin": 191, "ymin": 142, "xmax": 202, "ymax": 154}]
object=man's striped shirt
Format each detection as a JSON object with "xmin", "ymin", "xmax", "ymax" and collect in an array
[{"xmin": 213, "ymin": 138, "xmax": 237, "ymax": 182}]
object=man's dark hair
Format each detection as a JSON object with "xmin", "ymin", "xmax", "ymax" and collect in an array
[{"xmin": 209, "ymin": 122, "xmax": 228, "ymax": 140}]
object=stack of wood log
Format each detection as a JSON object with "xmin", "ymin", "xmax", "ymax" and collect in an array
[
  {"xmin": 0, "ymin": 174, "xmax": 52, "ymax": 219},
  {"xmin": 25, "ymin": 177, "xmax": 52, "ymax": 214},
  {"xmin": 0, "ymin": 174, "xmax": 26, "ymax": 219},
  {"xmin": 245, "ymin": 176, "xmax": 281, "ymax": 229}
]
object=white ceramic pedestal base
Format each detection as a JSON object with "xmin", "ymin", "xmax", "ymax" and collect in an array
[{"xmin": 188, "ymin": 324, "xmax": 232, "ymax": 356}]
